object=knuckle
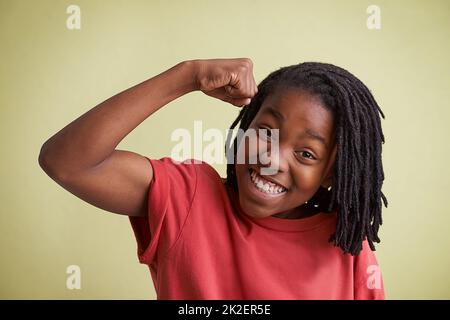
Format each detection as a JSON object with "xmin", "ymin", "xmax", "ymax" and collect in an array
[
  {"xmin": 238, "ymin": 58, "xmax": 253, "ymax": 70},
  {"xmin": 242, "ymin": 58, "xmax": 253, "ymax": 66},
  {"xmin": 237, "ymin": 65, "xmax": 247, "ymax": 73}
]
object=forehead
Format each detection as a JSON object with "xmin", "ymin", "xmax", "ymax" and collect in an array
[{"xmin": 257, "ymin": 88, "xmax": 335, "ymax": 145}]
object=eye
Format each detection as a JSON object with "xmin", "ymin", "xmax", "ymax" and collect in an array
[{"xmin": 296, "ymin": 151, "xmax": 316, "ymax": 160}]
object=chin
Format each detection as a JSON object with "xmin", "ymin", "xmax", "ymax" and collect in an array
[{"xmin": 238, "ymin": 197, "xmax": 275, "ymax": 219}]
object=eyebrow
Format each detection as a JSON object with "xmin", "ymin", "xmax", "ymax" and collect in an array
[
  {"xmin": 300, "ymin": 129, "xmax": 328, "ymax": 147},
  {"xmin": 265, "ymin": 106, "xmax": 286, "ymax": 122},
  {"xmin": 263, "ymin": 106, "xmax": 328, "ymax": 147}
]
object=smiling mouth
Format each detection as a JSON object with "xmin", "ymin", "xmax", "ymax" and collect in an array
[{"xmin": 249, "ymin": 168, "xmax": 287, "ymax": 195}]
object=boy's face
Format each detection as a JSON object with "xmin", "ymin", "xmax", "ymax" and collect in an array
[{"xmin": 234, "ymin": 88, "xmax": 337, "ymax": 219}]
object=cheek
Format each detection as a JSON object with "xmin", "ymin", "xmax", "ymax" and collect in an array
[
  {"xmin": 235, "ymin": 163, "xmax": 244, "ymax": 180},
  {"xmin": 291, "ymin": 166, "xmax": 323, "ymax": 192},
  {"xmin": 235, "ymin": 163, "xmax": 250, "ymax": 191},
  {"xmin": 236, "ymin": 136, "xmax": 263, "ymax": 165}
]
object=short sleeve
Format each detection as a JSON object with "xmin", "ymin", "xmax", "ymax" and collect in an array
[
  {"xmin": 128, "ymin": 157, "xmax": 198, "ymax": 266},
  {"xmin": 353, "ymin": 240, "xmax": 385, "ymax": 300}
]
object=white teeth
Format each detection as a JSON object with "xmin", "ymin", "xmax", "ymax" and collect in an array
[{"xmin": 249, "ymin": 169, "xmax": 286, "ymax": 195}]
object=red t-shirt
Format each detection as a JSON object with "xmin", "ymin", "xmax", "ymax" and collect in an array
[{"xmin": 129, "ymin": 157, "xmax": 385, "ymax": 300}]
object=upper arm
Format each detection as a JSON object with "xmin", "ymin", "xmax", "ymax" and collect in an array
[{"xmin": 51, "ymin": 150, "xmax": 153, "ymax": 217}]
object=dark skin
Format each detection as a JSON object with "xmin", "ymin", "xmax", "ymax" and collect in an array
[
  {"xmin": 39, "ymin": 58, "xmax": 258, "ymax": 218},
  {"xmin": 38, "ymin": 57, "xmax": 333, "ymax": 220},
  {"xmin": 235, "ymin": 88, "xmax": 337, "ymax": 219}
]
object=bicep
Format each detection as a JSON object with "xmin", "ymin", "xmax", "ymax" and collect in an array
[{"xmin": 56, "ymin": 150, "xmax": 153, "ymax": 217}]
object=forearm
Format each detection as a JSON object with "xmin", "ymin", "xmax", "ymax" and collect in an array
[{"xmin": 39, "ymin": 60, "xmax": 198, "ymax": 175}]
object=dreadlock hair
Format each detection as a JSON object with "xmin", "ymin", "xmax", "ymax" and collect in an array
[{"xmin": 224, "ymin": 62, "xmax": 388, "ymax": 256}]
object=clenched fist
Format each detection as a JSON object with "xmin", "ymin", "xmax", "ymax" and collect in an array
[{"xmin": 192, "ymin": 58, "xmax": 258, "ymax": 107}]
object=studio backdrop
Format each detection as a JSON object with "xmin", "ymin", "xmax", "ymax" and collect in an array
[{"xmin": 0, "ymin": 0, "xmax": 449, "ymax": 299}]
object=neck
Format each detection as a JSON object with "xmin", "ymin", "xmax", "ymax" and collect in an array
[{"xmin": 272, "ymin": 204, "xmax": 321, "ymax": 219}]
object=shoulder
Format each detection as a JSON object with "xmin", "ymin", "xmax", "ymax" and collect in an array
[{"xmin": 157, "ymin": 157, "xmax": 225, "ymax": 185}]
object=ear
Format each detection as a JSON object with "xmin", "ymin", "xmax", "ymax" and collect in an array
[{"xmin": 321, "ymin": 143, "xmax": 337, "ymax": 189}]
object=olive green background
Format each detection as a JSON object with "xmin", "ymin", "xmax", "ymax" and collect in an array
[{"xmin": 1, "ymin": 0, "xmax": 449, "ymax": 299}]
